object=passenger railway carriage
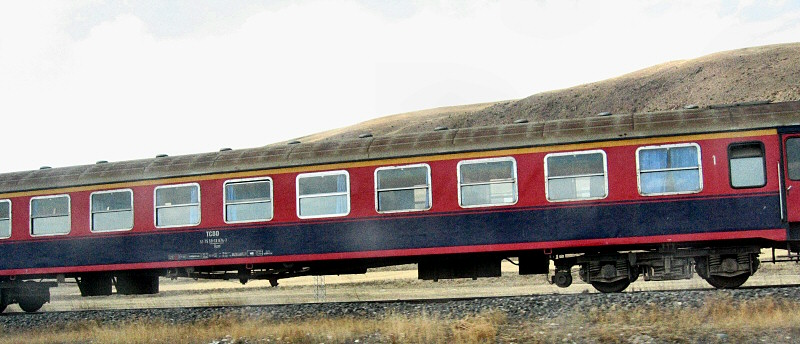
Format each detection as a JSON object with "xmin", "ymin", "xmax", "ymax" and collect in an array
[{"xmin": 1, "ymin": 100, "xmax": 800, "ymax": 312}]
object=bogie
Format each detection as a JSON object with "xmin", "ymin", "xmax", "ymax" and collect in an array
[
  {"xmin": 0, "ymin": 281, "xmax": 54, "ymax": 313},
  {"xmin": 551, "ymin": 247, "xmax": 761, "ymax": 293}
]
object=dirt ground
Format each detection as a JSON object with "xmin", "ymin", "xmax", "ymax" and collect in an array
[{"xmin": 17, "ymin": 258, "xmax": 800, "ymax": 314}]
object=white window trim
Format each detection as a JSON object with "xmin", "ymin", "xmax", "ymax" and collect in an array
[
  {"xmin": 30, "ymin": 194, "xmax": 71, "ymax": 237},
  {"xmin": 374, "ymin": 163, "xmax": 432, "ymax": 214},
  {"xmin": 635, "ymin": 142, "xmax": 703, "ymax": 196},
  {"xmin": 457, "ymin": 156, "xmax": 518, "ymax": 208},
  {"xmin": 0, "ymin": 199, "xmax": 10, "ymax": 239},
  {"xmin": 296, "ymin": 170, "xmax": 350, "ymax": 219},
  {"xmin": 544, "ymin": 149, "xmax": 609, "ymax": 202},
  {"xmin": 223, "ymin": 177, "xmax": 274, "ymax": 224},
  {"xmin": 90, "ymin": 189, "xmax": 134, "ymax": 233},
  {"xmin": 154, "ymin": 183, "xmax": 201, "ymax": 228}
]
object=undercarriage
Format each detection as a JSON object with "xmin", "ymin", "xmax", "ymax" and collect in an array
[{"xmin": 549, "ymin": 245, "xmax": 763, "ymax": 293}]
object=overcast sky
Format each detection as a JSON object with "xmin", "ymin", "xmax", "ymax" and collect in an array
[{"xmin": 1, "ymin": 1, "xmax": 798, "ymax": 173}]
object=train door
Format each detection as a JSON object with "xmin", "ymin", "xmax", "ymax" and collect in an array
[{"xmin": 782, "ymin": 134, "xmax": 800, "ymax": 223}]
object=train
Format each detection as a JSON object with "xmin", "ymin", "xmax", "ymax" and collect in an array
[{"xmin": 0, "ymin": 100, "xmax": 799, "ymax": 312}]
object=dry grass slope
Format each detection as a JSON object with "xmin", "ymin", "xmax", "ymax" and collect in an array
[{"xmin": 303, "ymin": 43, "xmax": 800, "ymax": 142}]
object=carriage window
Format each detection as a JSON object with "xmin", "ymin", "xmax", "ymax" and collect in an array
[
  {"xmin": 458, "ymin": 157, "xmax": 517, "ymax": 207},
  {"xmin": 225, "ymin": 178, "xmax": 273, "ymax": 223},
  {"xmin": 375, "ymin": 164, "xmax": 431, "ymax": 213},
  {"xmin": 786, "ymin": 138, "xmax": 800, "ymax": 180},
  {"xmin": 729, "ymin": 142, "xmax": 766, "ymax": 188},
  {"xmin": 637, "ymin": 143, "xmax": 702, "ymax": 195},
  {"xmin": 0, "ymin": 200, "xmax": 10, "ymax": 239},
  {"xmin": 545, "ymin": 150, "xmax": 607, "ymax": 201},
  {"xmin": 31, "ymin": 195, "xmax": 70, "ymax": 236},
  {"xmin": 297, "ymin": 171, "xmax": 349, "ymax": 218},
  {"xmin": 91, "ymin": 190, "xmax": 133, "ymax": 232},
  {"xmin": 155, "ymin": 184, "xmax": 200, "ymax": 227}
]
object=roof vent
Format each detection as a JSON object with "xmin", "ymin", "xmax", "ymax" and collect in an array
[
  {"xmin": 684, "ymin": 104, "xmax": 699, "ymax": 110},
  {"xmin": 709, "ymin": 100, "xmax": 772, "ymax": 109},
  {"xmin": 219, "ymin": 148, "xmax": 232, "ymax": 152},
  {"xmin": 96, "ymin": 160, "xmax": 108, "ymax": 164},
  {"xmin": 39, "ymin": 166, "xmax": 51, "ymax": 170},
  {"xmin": 358, "ymin": 133, "xmax": 373, "ymax": 138},
  {"xmin": 287, "ymin": 140, "xmax": 301, "ymax": 145},
  {"xmin": 597, "ymin": 111, "xmax": 612, "ymax": 117},
  {"xmin": 155, "ymin": 154, "xmax": 168, "ymax": 158},
  {"xmin": 434, "ymin": 126, "xmax": 448, "ymax": 131},
  {"xmin": 513, "ymin": 119, "xmax": 529, "ymax": 124}
]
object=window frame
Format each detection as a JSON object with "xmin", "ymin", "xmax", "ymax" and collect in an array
[
  {"xmin": 457, "ymin": 156, "xmax": 519, "ymax": 208},
  {"xmin": 90, "ymin": 189, "xmax": 134, "ymax": 233},
  {"xmin": 544, "ymin": 149, "xmax": 609, "ymax": 202},
  {"xmin": 30, "ymin": 194, "xmax": 71, "ymax": 237},
  {"xmin": 296, "ymin": 170, "xmax": 351, "ymax": 219},
  {"xmin": 0, "ymin": 199, "xmax": 10, "ymax": 239},
  {"xmin": 223, "ymin": 177, "xmax": 274, "ymax": 224},
  {"xmin": 154, "ymin": 183, "xmax": 201, "ymax": 228},
  {"xmin": 728, "ymin": 141, "xmax": 767, "ymax": 189},
  {"xmin": 635, "ymin": 142, "xmax": 703, "ymax": 196},
  {"xmin": 374, "ymin": 163, "xmax": 433, "ymax": 214}
]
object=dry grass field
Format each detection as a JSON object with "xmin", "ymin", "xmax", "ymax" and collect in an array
[
  {"xmin": 7, "ymin": 297, "xmax": 800, "ymax": 343},
  {"xmin": 6, "ymin": 310, "xmax": 509, "ymax": 344}
]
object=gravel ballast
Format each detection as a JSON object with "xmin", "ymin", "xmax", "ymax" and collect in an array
[{"xmin": 2, "ymin": 285, "xmax": 800, "ymax": 332}]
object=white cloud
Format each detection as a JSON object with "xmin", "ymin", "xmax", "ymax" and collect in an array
[{"xmin": 0, "ymin": 0, "xmax": 798, "ymax": 172}]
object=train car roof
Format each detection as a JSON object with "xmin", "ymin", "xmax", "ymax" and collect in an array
[{"xmin": 1, "ymin": 100, "xmax": 799, "ymax": 193}]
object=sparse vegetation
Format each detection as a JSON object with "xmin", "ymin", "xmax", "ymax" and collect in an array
[
  {"xmin": 6, "ymin": 296, "xmax": 800, "ymax": 343},
  {"xmin": 506, "ymin": 295, "xmax": 800, "ymax": 343},
  {"xmin": 0, "ymin": 310, "xmax": 507, "ymax": 344}
]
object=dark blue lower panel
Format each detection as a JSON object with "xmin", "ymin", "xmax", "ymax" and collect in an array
[{"xmin": 0, "ymin": 195, "xmax": 783, "ymax": 271}]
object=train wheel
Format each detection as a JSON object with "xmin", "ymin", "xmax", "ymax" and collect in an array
[
  {"xmin": 553, "ymin": 270, "xmax": 573, "ymax": 288},
  {"xmin": 18, "ymin": 296, "xmax": 45, "ymax": 313},
  {"xmin": 704, "ymin": 274, "xmax": 749, "ymax": 289},
  {"xmin": 591, "ymin": 278, "xmax": 630, "ymax": 293}
]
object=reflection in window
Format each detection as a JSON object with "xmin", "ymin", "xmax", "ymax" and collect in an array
[
  {"xmin": 546, "ymin": 151, "xmax": 607, "ymax": 201},
  {"xmin": 91, "ymin": 190, "xmax": 133, "ymax": 232},
  {"xmin": 297, "ymin": 171, "xmax": 349, "ymax": 218},
  {"xmin": 458, "ymin": 157, "xmax": 517, "ymax": 207},
  {"xmin": 376, "ymin": 165, "xmax": 431, "ymax": 212},
  {"xmin": 31, "ymin": 195, "xmax": 70, "ymax": 235},
  {"xmin": 787, "ymin": 138, "xmax": 800, "ymax": 181},
  {"xmin": 155, "ymin": 184, "xmax": 200, "ymax": 227},
  {"xmin": 0, "ymin": 200, "xmax": 9, "ymax": 238},
  {"xmin": 729, "ymin": 142, "xmax": 766, "ymax": 188},
  {"xmin": 225, "ymin": 178, "xmax": 273, "ymax": 223},
  {"xmin": 638, "ymin": 144, "xmax": 702, "ymax": 195}
]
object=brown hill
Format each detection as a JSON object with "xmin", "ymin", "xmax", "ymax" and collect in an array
[{"xmin": 300, "ymin": 43, "xmax": 800, "ymax": 143}]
